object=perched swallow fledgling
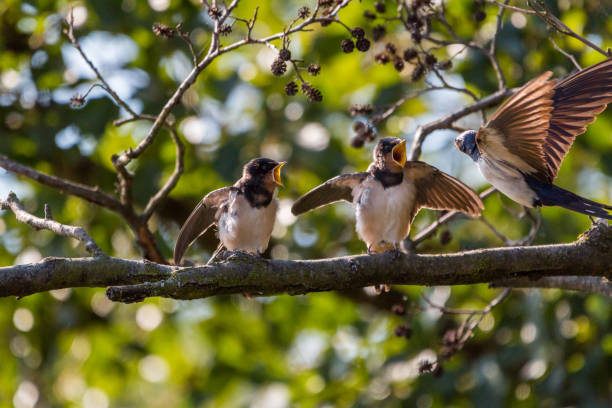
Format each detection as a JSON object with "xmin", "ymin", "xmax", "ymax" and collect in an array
[
  {"xmin": 173, "ymin": 158, "xmax": 286, "ymax": 265},
  {"xmin": 455, "ymin": 58, "xmax": 612, "ymax": 219},
  {"xmin": 292, "ymin": 137, "xmax": 483, "ymax": 253}
]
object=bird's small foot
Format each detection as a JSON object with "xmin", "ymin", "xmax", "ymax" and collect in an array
[
  {"xmin": 224, "ymin": 250, "xmax": 257, "ymax": 262},
  {"xmin": 392, "ymin": 246, "xmax": 402, "ymax": 260},
  {"xmin": 384, "ymin": 245, "xmax": 402, "ymax": 260}
]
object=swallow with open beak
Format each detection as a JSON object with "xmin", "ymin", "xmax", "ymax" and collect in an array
[
  {"xmin": 292, "ymin": 137, "xmax": 483, "ymax": 253},
  {"xmin": 173, "ymin": 158, "xmax": 286, "ymax": 265},
  {"xmin": 455, "ymin": 58, "xmax": 612, "ymax": 219}
]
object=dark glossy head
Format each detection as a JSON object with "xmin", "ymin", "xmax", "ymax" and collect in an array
[
  {"xmin": 243, "ymin": 158, "xmax": 286, "ymax": 187},
  {"xmin": 373, "ymin": 137, "xmax": 407, "ymax": 172},
  {"xmin": 455, "ymin": 130, "xmax": 480, "ymax": 161}
]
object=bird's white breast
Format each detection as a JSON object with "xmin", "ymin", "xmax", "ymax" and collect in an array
[
  {"xmin": 218, "ymin": 192, "xmax": 278, "ymax": 253},
  {"xmin": 478, "ymin": 157, "xmax": 537, "ymax": 207},
  {"xmin": 353, "ymin": 176, "xmax": 415, "ymax": 251}
]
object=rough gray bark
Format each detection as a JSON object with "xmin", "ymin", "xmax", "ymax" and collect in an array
[{"xmin": 1, "ymin": 223, "xmax": 610, "ymax": 302}]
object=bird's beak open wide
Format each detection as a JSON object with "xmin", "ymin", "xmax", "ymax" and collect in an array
[
  {"xmin": 392, "ymin": 140, "xmax": 407, "ymax": 167},
  {"xmin": 273, "ymin": 162, "xmax": 286, "ymax": 186}
]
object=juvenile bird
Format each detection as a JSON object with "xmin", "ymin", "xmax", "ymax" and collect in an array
[
  {"xmin": 173, "ymin": 158, "xmax": 286, "ymax": 265},
  {"xmin": 455, "ymin": 58, "xmax": 612, "ymax": 219},
  {"xmin": 292, "ymin": 137, "xmax": 483, "ymax": 253}
]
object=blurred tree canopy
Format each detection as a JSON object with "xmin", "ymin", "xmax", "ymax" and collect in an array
[{"xmin": 1, "ymin": 0, "xmax": 612, "ymax": 406}]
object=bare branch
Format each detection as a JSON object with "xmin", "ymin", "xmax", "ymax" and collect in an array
[
  {"xmin": 0, "ymin": 154, "xmax": 122, "ymax": 212},
  {"xmin": 485, "ymin": 0, "xmax": 536, "ymax": 14},
  {"xmin": 110, "ymin": 0, "xmax": 354, "ymax": 180},
  {"xmin": 0, "ymin": 222, "xmax": 609, "ymax": 301},
  {"xmin": 527, "ymin": 0, "xmax": 610, "ymax": 57},
  {"xmin": 489, "ymin": 0, "xmax": 508, "ymax": 89},
  {"xmin": 0, "ymin": 257, "xmax": 173, "ymax": 298},
  {"xmin": 99, "ymin": 222, "xmax": 612, "ymax": 302},
  {"xmin": 1, "ymin": 192, "xmax": 104, "ymax": 257},
  {"xmin": 64, "ymin": 11, "xmax": 139, "ymax": 117},
  {"xmin": 142, "ymin": 128, "xmax": 185, "ymax": 220},
  {"xmin": 550, "ymin": 37, "xmax": 581, "ymax": 70},
  {"xmin": 408, "ymin": 88, "xmax": 514, "ymax": 161},
  {"xmin": 176, "ymin": 23, "xmax": 199, "ymax": 67},
  {"xmin": 492, "ymin": 276, "xmax": 612, "ymax": 297}
]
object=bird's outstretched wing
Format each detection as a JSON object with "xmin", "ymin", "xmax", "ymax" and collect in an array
[
  {"xmin": 479, "ymin": 58, "xmax": 612, "ymax": 183},
  {"xmin": 477, "ymin": 71, "xmax": 555, "ymax": 180},
  {"xmin": 544, "ymin": 58, "xmax": 612, "ymax": 181},
  {"xmin": 403, "ymin": 161, "xmax": 484, "ymax": 222},
  {"xmin": 291, "ymin": 172, "xmax": 369, "ymax": 215},
  {"xmin": 173, "ymin": 186, "xmax": 236, "ymax": 265}
]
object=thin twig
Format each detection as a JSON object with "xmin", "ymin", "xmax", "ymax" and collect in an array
[
  {"xmin": 528, "ymin": 0, "xmax": 610, "ymax": 57},
  {"xmin": 63, "ymin": 11, "xmax": 139, "ymax": 117},
  {"xmin": 176, "ymin": 23, "xmax": 198, "ymax": 67},
  {"xmin": 489, "ymin": 0, "xmax": 508, "ymax": 90},
  {"xmin": 142, "ymin": 128, "xmax": 185, "ymax": 220},
  {"xmin": 550, "ymin": 37, "xmax": 581, "ymax": 70},
  {"xmin": 485, "ymin": 0, "xmax": 537, "ymax": 14}
]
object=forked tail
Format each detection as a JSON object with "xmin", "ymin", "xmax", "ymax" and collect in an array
[{"xmin": 526, "ymin": 175, "xmax": 612, "ymax": 220}]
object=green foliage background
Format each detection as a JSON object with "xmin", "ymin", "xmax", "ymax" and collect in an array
[{"xmin": 1, "ymin": 0, "xmax": 612, "ymax": 406}]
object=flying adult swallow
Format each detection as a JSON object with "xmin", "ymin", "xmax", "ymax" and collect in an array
[
  {"xmin": 291, "ymin": 137, "xmax": 483, "ymax": 253},
  {"xmin": 173, "ymin": 158, "xmax": 286, "ymax": 265},
  {"xmin": 455, "ymin": 58, "xmax": 612, "ymax": 219}
]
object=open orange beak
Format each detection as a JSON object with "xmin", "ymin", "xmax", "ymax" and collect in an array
[
  {"xmin": 273, "ymin": 162, "xmax": 286, "ymax": 186},
  {"xmin": 392, "ymin": 140, "xmax": 407, "ymax": 167}
]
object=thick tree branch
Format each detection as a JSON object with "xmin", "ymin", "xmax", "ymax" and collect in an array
[
  {"xmin": 1, "ymin": 224, "xmax": 609, "ymax": 301},
  {"xmin": 0, "ymin": 257, "xmax": 173, "ymax": 298},
  {"xmin": 106, "ymin": 223, "xmax": 611, "ymax": 302},
  {"xmin": 1, "ymin": 192, "xmax": 104, "ymax": 257}
]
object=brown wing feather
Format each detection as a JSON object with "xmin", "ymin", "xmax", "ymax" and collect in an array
[
  {"xmin": 544, "ymin": 58, "xmax": 612, "ymax": 181},
  {"xmin": 173, "ymin": 186, "xmax": 235, "ymax": 265},
  {"xmin": 291, "ymin": 172, "xmax": 368, "ymax": 215},
  {"xmin": 404, "ymin": 161, "xmax": 484, "ymax": 222},
  {"xmin": 479, "ymin": 72, "xmax": 555, "ymax": 179}
]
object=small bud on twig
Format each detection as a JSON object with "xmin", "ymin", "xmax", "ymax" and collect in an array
[
  {"xmin": 297, "ymin": 7, "xmax": 310, "ymax": 19},
  {"xmin": 70, "ymin": 93, "xmax": 86, "ymax": 108},
  {"xmin": 285, "ymin": 81, "xmax": 298, "ymax": 96},
  {"xmin": 271, "ymin": 58, "xmax": 287, "ymax": 76},
  {"xmin": 152, "ymin": 22, "xmax": 176, "ymax": 38},
  {"xmin": 307, "ymin": 63, "xmax": 321, "ymax": 76},
  {"xmin": 341, "ymin": 39, "xmax": 355, "ymax": 53}
]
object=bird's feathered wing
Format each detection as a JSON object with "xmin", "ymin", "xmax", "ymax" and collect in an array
[
  {"xmin": 403, "ymin": 161, "xmax": 484, "ymax": 222},
  {"xmin": 173, "ymin": 186, "xmax": 236, "ymax": 265},
  {"xmin": 477, "ymin": 71, "xmax": 555, "ymax": 179},
  {"xmin": 291, "ymin": 172, "xmax": 369, "ymax": 215},
  {"xmin": 544, "ymin": 58, "xmax": 612, "ymax": 181},
  {"xmin": 478, "ymin": 58, "xmax": 612, "ymax": 183}
]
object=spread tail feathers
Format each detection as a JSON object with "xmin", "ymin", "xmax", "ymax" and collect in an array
[{"xmin": 526, "ymin": 175, "xmax": 612, "ymax": 219}]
